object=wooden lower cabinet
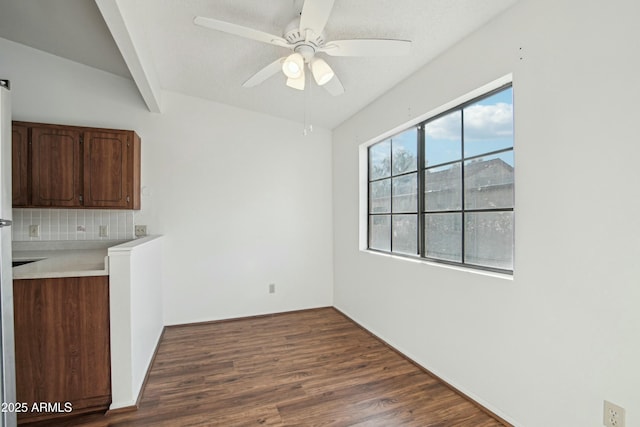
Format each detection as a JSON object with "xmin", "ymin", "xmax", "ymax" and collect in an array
[{"xmin": 13, "ymin": 276, "xmax": 111, "ymax": 424}]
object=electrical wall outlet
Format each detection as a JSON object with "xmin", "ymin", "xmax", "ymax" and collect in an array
[
  {"xmin": 135, "ymin": 225, "xmax": 147, "ymax": 237},
  {"xmin": 28, "ymin": 224, "xmax": 40, "ymax": 238},
  {"xmin": 604, "ymin": 401, "xmax": 625, "ymax": 427},
  {"xmin": 269, "ymin": 283, "xmax": 276, "ymax": 294},
  {"xmin": 99, "ymin": 225, "xmax": 109, "ymax": 237}
]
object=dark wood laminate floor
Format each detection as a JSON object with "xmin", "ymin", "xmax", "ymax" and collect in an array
[{"xmin": 28, "ymin": 308, "xmax": 506, "ymax": 426}]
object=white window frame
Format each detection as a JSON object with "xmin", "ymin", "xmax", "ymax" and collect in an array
[{"xmin": 359, "ymin": 76, "xmax": 514, "ymax": 275}]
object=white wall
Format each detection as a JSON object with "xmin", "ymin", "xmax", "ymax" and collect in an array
[
  {"xmin": 332, "ymin": 0, "xmax": 640, "ymax": 426},
  {"xmin": 108, "ymin": 236, "xmax": 164, "ymax": 409},
  {"xmin": 0, "ymin": 37, "xmax": 334, "ymax": 324}
]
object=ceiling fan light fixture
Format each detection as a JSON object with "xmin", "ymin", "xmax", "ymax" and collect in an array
[
  {"xmin": 310, "ymin": 57, "xmax": 334, "ymax": 86},
  {"xmin": 194, "ymin": 0, "xmax": 412, "ymax": 96},
  {"xmin": 286, "ymin": 71, "xmax": 306, "ymax": 91},
  {"xmin": 282, "ymin": 53, "xmax": 304, "ymax": 79}
]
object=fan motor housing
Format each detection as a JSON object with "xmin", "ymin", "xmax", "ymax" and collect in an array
[{"xmin": 283, "ymin": 18, "xmax": 326, "ymax": 50}]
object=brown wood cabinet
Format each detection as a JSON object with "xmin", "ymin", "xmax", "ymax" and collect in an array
[
  {"xmin": 31, "ymin": 126, "xmax": 82, "ymax": 207},
  {"xmin": 11, "ymin": 125, "xmax": 29, "ymax": 206},
  {"xmin": 84, "ymin": 130, "xmax": 141, "ymax": 208},
  {"xmin": 12, "ymin": 121, "xmax": 141, "ymax": 209},
  {"xmin": 13, "ymin": 276, "xmax": 111, "ymax": 424}
]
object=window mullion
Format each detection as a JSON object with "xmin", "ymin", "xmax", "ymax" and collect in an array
[
  {"xmin": 417, "ymin": 125, "xmax": 425, "ymax": 257},
  {"xmin": 388, "ymin": 141, "xmax": 393, "ymax": 252},
  {"xmin": 460, "ymin": 109, "xmax": 465, "ymax": 264},
  {"xmin": 367, "ymin": 147, "xmax": 371, "ymax": 250}
]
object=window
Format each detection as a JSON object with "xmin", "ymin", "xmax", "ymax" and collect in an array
[
  {"xmin": 368, "ymin": 128, "xmax": 418, "ymax": 255},
  {"xmin": 367, "ymin": 85, "xmax": 514, "ymax": 273}
]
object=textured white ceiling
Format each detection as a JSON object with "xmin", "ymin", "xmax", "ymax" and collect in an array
[
  {"xmin": 0, "ymin": 0, "xmax": 519, "ymax": 129},
  {"xmin": 129, "ymin": 0, "xmax": 518, "ymax": 128}
]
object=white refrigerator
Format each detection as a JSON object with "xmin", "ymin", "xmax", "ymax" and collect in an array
[{"xmin": 0, "ymin": 79, "xmax": 17, "ymax": 427}]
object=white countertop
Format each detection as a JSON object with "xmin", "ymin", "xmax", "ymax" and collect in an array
[{"xmin": 12, "ymin": 240, "xmax": 131, "ymax": 279}]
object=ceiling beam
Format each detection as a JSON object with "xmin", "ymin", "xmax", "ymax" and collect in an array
[{"xmin": 95, "ymin": 0, "xmax": 162, "ymax": 113}]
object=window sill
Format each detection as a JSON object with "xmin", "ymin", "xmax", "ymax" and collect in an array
[{"xmin": 361, "ymin": 249, "xmax": 514, "ymax": 281}]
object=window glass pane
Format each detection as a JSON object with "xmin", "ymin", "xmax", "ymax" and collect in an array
[
  {"xmin": 369, "ymin": 141, "xmax": 391, "ymax": 180},
  {"xmin": 392, "ymin": 128, "xmax": 418, "ymax": 175},
  {"xmin": 425, "ymin": 163, "xmax": 462, "ymax": 212},
  {"xmin": 425, "ymin": 110, "xmax": 461, "ymax": 167},
  {"xmin": 424, "ymin": 213, "xmax": 462, "ymax": 262},
  {"xmin": 369, "ymin": 215, "xmax": 391, "ymax": 251},
  {"xmin": 392, "ymin": 173, "xmax": 417, "ymax": 213},
  {"xmin": 463, "ymin": 87, "xmax": 513, "ymax": 158},
  {"xmin": 392, "ymin": 215, "xmax": 418, "ymax": 255},
  {"xmin": 369, "ymin": 179, "xmax": 391, "ymax": 213},
  {"xmin": 464, "ymin": 151, "xmax": 514, "ymax": 210},
  {"xmin": 465, "ymin": 212, "xmax": 513, "ymax": 270}
]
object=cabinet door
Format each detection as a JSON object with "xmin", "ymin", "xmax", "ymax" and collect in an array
[
  {"xmin": 12, "ymin": 124, "xmax": 29, "ymax": 206},
  {"xmin": 31, "ymin": 127, "xmax": 82, "ymax": 207},
  {"xmin": 84, "ymin": 130, "xmax": 139, "ymax": 209},
  {"xmin": 14, "ymin": 276, "xmax": 111, "ymax": 423}
]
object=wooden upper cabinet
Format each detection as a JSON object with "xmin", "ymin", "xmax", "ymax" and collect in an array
[
  {"xmin": 84, "ymin": 130, "xmax": 140, "ymax": 209},
  {"xmin": 31, "ymin": 126, "xmax": 82, "ymax": 207},
  {"xmin": 11, "ymin": 121, "xmax": 141, "ymax": 210},
  {"xmin": 11, "ymin": 124, "xmax": 29, "ymax": 206}
]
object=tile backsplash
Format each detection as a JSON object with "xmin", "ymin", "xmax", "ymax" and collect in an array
[{"xmin": 12, "ymin": 209, "xmax": 135, "ymax": 241}]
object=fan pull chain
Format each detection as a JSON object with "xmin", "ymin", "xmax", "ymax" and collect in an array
[{"xmin": 303, "ymin": 69, "xmax": 313, "ymax": 136}]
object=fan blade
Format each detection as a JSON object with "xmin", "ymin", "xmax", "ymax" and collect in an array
[
  {"xmin": 323, "ymin": 73, "xmax": 344, "ymax": 96},
  {"xmin": 299, "ymin": 0, "xmax": 335, "ymax": 36},
  {"xmin": 242, "ymin": 57, "xmax": 286, "ymax": 88},
  {"xmin": 194, "ymin": 16, "xmax": 290, "ymax": 48},
  {"xmin": 320, "ymin": 39, "xmax": 412, "ymax": 56}
]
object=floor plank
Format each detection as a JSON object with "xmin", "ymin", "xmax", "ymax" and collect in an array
[{"xmin": 26, "ymin": 308, "xmax": 506, "ymax": 426}]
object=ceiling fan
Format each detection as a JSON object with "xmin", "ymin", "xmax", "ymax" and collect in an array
[{"xmin": 194, "ymin": 0, "xmax": 412, "ymax": 96}]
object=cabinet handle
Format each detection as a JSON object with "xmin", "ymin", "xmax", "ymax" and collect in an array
[
  {"xmin": 79, "ymin": 195, "xmax": 83, "ymax": 202},
  {"xmin": 126, "ymin": 196, "xmax": 130, "ymax": 203}
]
